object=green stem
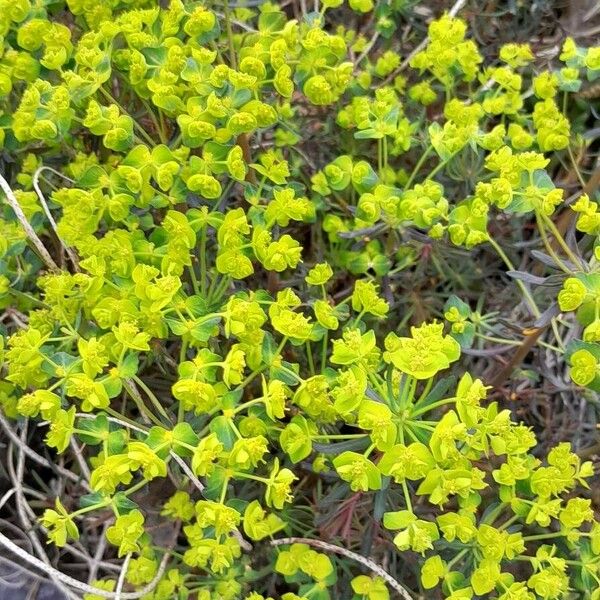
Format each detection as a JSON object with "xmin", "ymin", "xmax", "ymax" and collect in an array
[
  {"xmin": 232, "ymin": 470, "xmax": 269, "ymax": 484},
  {"xmin": 233, "ymin": 398, "xmax": 264, "ymax": 415},
  {"xmin": 399, "ymin": 375, "xmax": 417, "ymax": 410},
  {"xmin": 498, "ymin": 513, "xmax": 520, "ymax": 531},
  {"xmin": 352, "ymin": 309, "xmax": 366, "ymax": 327},
  {"xmin": 236, "ymin": 367, "xmax": 266, "ymax": 391},
  {"xmin": 425, "ymin": 152, "xmax": 458, "ymax": 181},
  {"xmin": 363, "ymin": 365, "xmax": 388, "ymax": 400},
  {"xmin": 414, "ymin": 378, "xmax": 433, "ymax": 405},
  {"xmin": 99, "ymin": 87, "xmax": 156, "ymax": 147},
  {"xmin": 140, "ymin": 98, "xmax": 167, "ymax": 145},
  {"xmin": 105, "ymin": 407, "xmax": 149, "ymax": 432},
  {"xmin": 408, "ymin": 421, "xmax": 435, "ymax": 431},
  {"xmin": 220, "ymin": 477, "xmax": 230, "ymax": 504},
  {"xmin": 540, "ymin": 212, "xmax": 581, "ymax": 268},
  {"xmin": 305, "ymin": 341, "xmax": 315, "ymax": 376},
  {"xmin": 483, "ymin": 502, "xmax": 506, "ymax": 525},
  {"xmin": 405, "ymin": 145, "xmax": 433, "ymax": 188},
  {"xmin": 200, "ymin": 226, "xmax": 208, "ymax": 297},
  {"xmin": 211, "ymin": 275, "xmax": 231, "ymax": 304},
  {"xmin": 132, "ymin": 375, "xmax": 171, "ymax": 422},
  {"xmin": 206, "ymin": 274, "xmax": 220, "ymax": 304},
  {"xmin": 475, "ymin": 332, "xmax": 521, "ymax": 346},
  {"xmin": 223, "ymin": 0, "xmax": 237, "ymax": 69},
  {"xmin": 188, "ymin": 263, "xmax": 200, "ymax": 296},
  {"xmin": 363, "ymin": 443, "xmax": 376, "ymax": 458},
  {"xmin": 120, "ymin": 383, "xmax": 164, "ymax": 427},
  {"xmin": 536, "ymin": 213, "xmax": 574, "ymax": 274},
  {"xmin": 403, "ymin": 424, "xmax": 420, "ymax": 443},
  {"xmin": 383, "ymin": 136, "xmax": 388, "ymax": 172},
  {"xmin": 227, "ymin": 417, "xmax": 242, "ymax": 439},
  {"xmin": 523, "ymin": 532, "xmax": 564, "ymax": 542},
  {"xmin": 122, "ymin": 478, "xmax": 149, "ymax": 497},
  {"xmin": 321, "ymin": 330, "xmax": 328, "ymax": 372},
  {"xmin": 411, "ymin": 397, "xmax": 456, "ymax": 417},
  {"xmin": 312, "ymin": 434, "xmax": 368, "ymax": 440},
  {"xmin": 487, "ymin": 235, "xmax": 540, "ymax": 318},
  {"xmin": 402, "ymin": 480, "xmax": 413, "ymax": 512},
  {"xmin": 274, "ymin": 336, "xmax": 288, "ymax": 361},
  {"xmin": 72, "ymin": 500, "xmax": 110, "ymax": 518},
  {"xmin": 446, "ymin": 548, "xmax": 469, "ymax": 571}
]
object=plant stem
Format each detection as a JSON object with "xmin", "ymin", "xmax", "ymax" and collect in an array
[
  {"xmin": 321, "ymin": 331, "xmax": 328, "ymax": 372},
  {"xmin": 523, "ymin": 532, "xmax": 564, "ymax": 542},
  {"xmin": 120, "ymin": 384, "xmax": 164, "ymax": 428},
  {"xmin": 99, "ymin": 87, "xmax": 157, "ymax": 147},
  {"xmin": 535, "ymin": 213, "xmax": 567, "ymax": 267},
  {"xmin": 414, "ymin": 378, "xmax": 433, "ymax": 405},
  {"xmin": 487, "ymin": 235, "xmax": 540, "ymax": 318},
  {"xmin": 132, "ymin": 375, "xmax": 171, "ymax": 422},
  {"xmin": 312, "ymin": 434, "xmax": 368, "ymax": 440},
  {"xmin": 446, "ymin": 548, "xmax": 469, "ymax": 570},
  {"xmin": 223, "ymin": 0, "xmax": 237, "ymax": 69},
  {"xmin": 402, "ymin": 480, "xmax": 413, "ymax": 512},
  {"xmin": 475, "ymin": 332, "xmax": 521, "ymax": 346},
  {"xmin": 200, "ymin": 226, "xmax": 208, "ymax": 297},
  {"xmin": 405, "ymin": 145, "xmax": 433, "ymax": 188},
  {"xmin": 425, "ymin": 152, "xmax": 457, "ymax": 181},
  {"xmin": 270, "ymin": 538, "xmax": 413, "ymax": 600},
  {"xmin": 123, "ymin": 478, "xmax": 149, "ymax": 497},
  {"xmin": 540, "ymin": 212, "xmax": 581, "ymax": 268},
  {"xmin": 305, "ymin": 342, "xmax": 315, "ymax": 376},
  {"xmin": 220, "ymin": 477, "xmax": 230, "ymax": 504},
  {"xmin": 411, "ymin": 397, "xmax": 456, "ymax": 417}
]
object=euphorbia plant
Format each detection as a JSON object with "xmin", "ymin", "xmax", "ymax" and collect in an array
[{"xmin": 0, "ymin": 1, "xmax": 599, "ymax": 599}]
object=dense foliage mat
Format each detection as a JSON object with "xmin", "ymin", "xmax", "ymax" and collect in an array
[{"xmin": 0, "ymin": 1, "xmax": 600, "ymax": 599}]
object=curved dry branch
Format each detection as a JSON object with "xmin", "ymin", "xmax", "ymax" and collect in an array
[
  {"xmin": 0, "ymin": 531, "xmax": 172, "ymax": 600},
  {"xmin": 270, "ymin": 537, "xmax": 413, "ymax": 600},
  {"xmin": 115, "ymin": 553, "xmax": 132, "ymax": 600},
  {"xmin": 0, "ymin": 412, "xmax": 88, "ymax": 490},
  {"xmin": 32, "ymin": 166, "xmax": 80, "ymax": 270},
  {"xmin": 0, "ymin": 173, "xmax": 59, "ymax": 271}
]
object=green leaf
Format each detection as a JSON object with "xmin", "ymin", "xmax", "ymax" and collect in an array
[
  {"xmin": 141, "ymin": 47, "xmax": 167, "ymax": 67},
  {"xmin": 220, "ymin": 388, "xmax": 243, "ymax": 410},
  {"xmin": 107, "ymin": 430, "xmax": 128, "ymax": 455},
  {"xmin": 312, "ymin": 437, "xmax": 370, "ymax": 454},
  {"xmin": 145, "ymin": 426, "xmax": 170, "ymax": 457},
  {"xmin": 203, "ymin": 465, "xmax": 227, "ymax": 501},
  {"xmin": 76, "ymin": 413, "xmax": 109, "ymax": 445},
  {"xmin": 113, "ymin": 492, "xmax": 139, "ymax": 515},
  {"xmin": 280, "ymin": 415, "xmax": 314, "ymax": 463},
  {"xmin": 424, "ymin": 376, "xmax": 457, "ymax": 406},
  {"xmin": 270, "ymin": 362, "xmax": 301, "ymax": 386},
  {"xmin": 78, "ymin": 165, "xmax": 107, "ymax": 188},
  {"xmin": 383, "ymin": 510, "xmax": 416, "ymax": 530},
  {"xmin": 258, "ymin": 9, "xmax": 286, "ymax": 31},
  {"xmin": 261, "ymin": 332, "xmax": 278, "ymax": 364},
  {"xmin": 531, "ymin": 169, "xmax": 555, "ymax": 190},
  {"xmin": 172, "ymin": 423, "xmax": 199, "ymax": 457},
  {"xmin": 452, "ymin": 322, "xmax": 475, "ymax": 348},
  {"xmin": 79, "ymin": 492, "xmax": 105, "ymax": 510},
  {"xmin": 103, "ymin": 376, "xmax": 123, "ymax": 398},
  {"xmin": 210, "ymin": 415, "xmax": 236, "ymax": 451},
  {"xmin": 119, "ymin": 354, "xmax": 139, "ymax": 378},
  {"xmin": 354, "ymin": 128, "xmax": 381, "ymax": 140}
]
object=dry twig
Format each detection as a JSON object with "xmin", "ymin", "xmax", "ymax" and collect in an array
[{"xmin": 270, "ymin": 537, "xmax": 413, "ymax": 600}]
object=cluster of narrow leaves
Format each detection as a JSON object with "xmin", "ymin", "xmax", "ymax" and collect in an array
[{"xmin": 1, "ymin": 1, "xmax": 600, "ymax": 599}]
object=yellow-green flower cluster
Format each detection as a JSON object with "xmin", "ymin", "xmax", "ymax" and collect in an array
[{"xmin": 0, "ymin": 3, "xmax": 598, "ymax": 600}]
